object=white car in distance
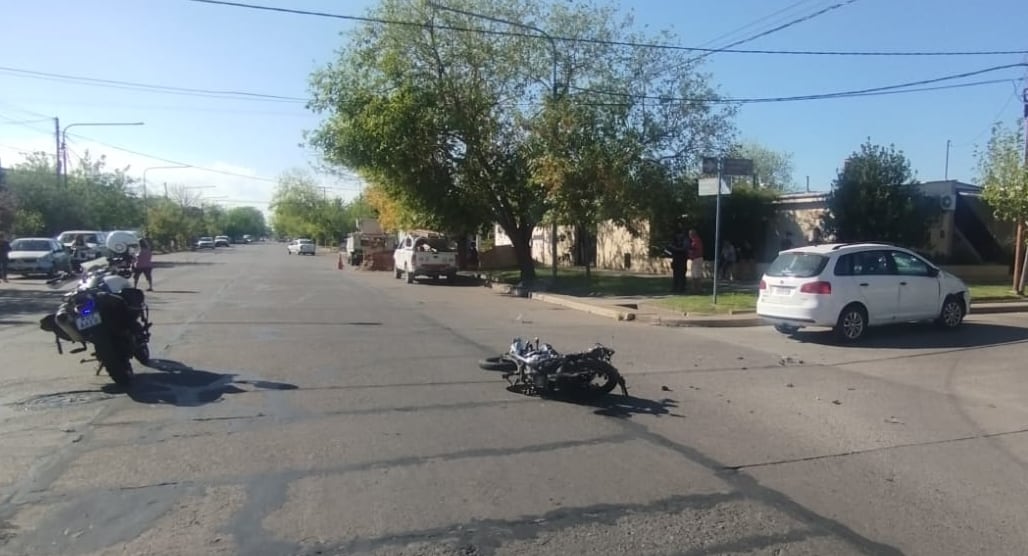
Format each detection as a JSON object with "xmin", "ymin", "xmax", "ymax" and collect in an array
[
  {"xmin": 287, "ymin": 239, "xmax": 316, "ymax": 256},
  {"xmin": 756, "ymin": 242, "xmax": 970, "ymax": 342}
]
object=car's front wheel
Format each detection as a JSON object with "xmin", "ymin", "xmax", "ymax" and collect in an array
[
  {"xmin": 835, "ymin": 304, "xmax": 868, "ymax": 342},
  {"xmin": 937, "ymin": 296, "xmax": 965, "ymax": 330}
]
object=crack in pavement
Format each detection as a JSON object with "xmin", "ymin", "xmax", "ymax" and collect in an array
[{"xmin": 725, "ymin": 425, "xmax": 1028, "ymax": 471}]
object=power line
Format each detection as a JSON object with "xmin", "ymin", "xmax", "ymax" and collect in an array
[
  {"xmin": 572, "ymin": 64, "xmax": 1028, "ymax": 104},
  {"xmin": 0, "ymin": 66, "xmax": 306, "ymax": 104},
  {"xmin": 693, "ymin": 0, "xmax": 820, "ymax": 49},
  {"xmin": 185, "ymin": 0, "xmax": 1028, "ymax": 57},
  {"xmin": 66, "ymin": 132, "xmax": 279, "ymax": 183},
  {"xmin": 689, "ymin": 0, "xmax": 861, "ymax": 64}
]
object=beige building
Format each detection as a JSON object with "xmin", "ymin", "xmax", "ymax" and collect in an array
[{"xmin": 491, "ymin": 180, "xmax": 1009, "ymax": 276}]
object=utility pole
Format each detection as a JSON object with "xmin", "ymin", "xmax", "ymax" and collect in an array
[
  {"xmin": 1018, "ymin": 87, "xmax": 1028, "ymax": 294},
  {"xmin": 944, "ymin": 139, "xmax": 951, "ymax": 181},
  {"xmin": 54, "ymin": 117, "xmax": 61, "ymax": 185}
]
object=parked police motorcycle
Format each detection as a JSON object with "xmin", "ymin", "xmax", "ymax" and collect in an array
[{"xmin": 39, "ymin": 231, "xmax": 152, "ymax": 386}]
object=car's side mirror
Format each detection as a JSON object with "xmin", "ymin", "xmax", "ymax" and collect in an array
[{"xmin": 928, "ymin": 267, "xmax": 940, "ymax": 278}]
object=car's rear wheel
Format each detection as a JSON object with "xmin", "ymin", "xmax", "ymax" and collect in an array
[
  {"xmin": 937, "ymin": 296, "xmax": 965, "ymax": 330},
  {"xmin": 835, "ymin": 304, "xmax": 868, "ymax": 342}
]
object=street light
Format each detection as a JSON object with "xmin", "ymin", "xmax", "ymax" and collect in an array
[
  {"xmin": 142, "ymin": 165, "xmax": 189, "ymax": 202},
  {"xmin": 61, "ymin": 121, "xmax": 144, "ymax": 186},
  {"xmin": 425, "ymin": 2, "xmax": 560, "ymax": 280}
]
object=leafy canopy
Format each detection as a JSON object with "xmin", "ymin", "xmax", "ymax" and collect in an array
[
  {"xmin": 307, "ymin": 0, "xmax": 735, "ymax": 280},
  {"xmin": 821, "ymin": 141, "xmax": 939, "ymax": 249},
  {"xmin": 977, "ymin": 120, "xmax": 1028, "ymax": 223}
]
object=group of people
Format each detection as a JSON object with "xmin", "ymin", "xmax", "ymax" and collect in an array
[
  {"xmin": 0, "ymin": 231, "xmax": 154, "ymax": 290},
  {"xmin": 666, "ymin": 229, "xmax": 743, "ymax": 294},
  {"xmin": 666, "ymin": 229, "xmax": 705, "ymax": 293}
]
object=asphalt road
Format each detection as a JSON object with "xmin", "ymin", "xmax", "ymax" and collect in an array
[{"xmin": 1, "ymin": 244, "xmax": 1027, "ymax": 555}]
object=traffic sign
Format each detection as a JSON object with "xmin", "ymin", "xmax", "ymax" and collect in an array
[
  {"xmin": 722, "ymin": 158, "xmax": 753, "ymax": 176},
  {"xmin": 698, "ymin": 177, "xmax": 730, "ymax": 196},
  {"xmin": 701, "ymin": 157, "xmax": 719, "ymax": 175}
]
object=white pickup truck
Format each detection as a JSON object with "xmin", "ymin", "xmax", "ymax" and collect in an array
[{"xmin": 393, "ymin": 232, "xmax": 459, "ymax": 284}]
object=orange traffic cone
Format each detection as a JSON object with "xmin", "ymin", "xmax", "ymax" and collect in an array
[{"xmin": 337, "ymin": 252, "xmax": 344, "ymax": 270}]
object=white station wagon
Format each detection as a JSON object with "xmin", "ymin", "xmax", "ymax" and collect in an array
[
  {"xmin": 757, "ymin": 242, "xmax": 970, "ymax": 342},
  {"xmin": 287, "ymin": 238, "xmax": 316, "ymax": 256}
]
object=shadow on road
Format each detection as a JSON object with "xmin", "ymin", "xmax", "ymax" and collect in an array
[
  {"xmin": 152, "ymin": 260, "xmax": 221, "ymax": 269},
  {"xmin": 414, "ymin": 275, "xmax": 486, "ymax": 287},
  {"xmin": 574, "ymin": 394, "xmax": 681, "ymax": 418},
  {"xmin": 105, "ymin": 358, "xmax": 298, "ymax": 406},
  {"xmin": 0, "ymin": 289, "xmax": 65, "ymax": 320},
  {"xmin": 791, "ymin": 322, "xmax": 1028, "ymax": 350}
]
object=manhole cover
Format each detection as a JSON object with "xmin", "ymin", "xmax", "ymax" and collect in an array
[{"xmin": 16, "ymin": 390, "xmax": 116, "ymax": 410}]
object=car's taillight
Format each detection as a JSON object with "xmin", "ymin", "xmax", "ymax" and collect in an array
[
  {"xmin": 800, "ymin": 281, "xmax": 832, "ymax": 295},
  {"xmin": 758, "ymin": 280, "xmax": 767, "ymax": 290}
]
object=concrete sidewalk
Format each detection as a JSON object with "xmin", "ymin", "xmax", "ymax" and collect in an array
[{"xmin": 492, "ymin": 284, "xmax": 1028, "ymax": 327}]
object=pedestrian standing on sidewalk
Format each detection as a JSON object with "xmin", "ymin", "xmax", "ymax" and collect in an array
[
  {"xmin": 687, "ymin": 229, "xmax": 704, "ymax": 293},
  {"xmin": 133, "ymin": 238, "xmax": 154, "ymax": 291},
  {"xmin": 0, "ymin": 232, "xmax": 11, "ymax": 283},
  {"xmin": 720, "ymin": 240, "xmax": 737, "ymax": 281},
  {"xmin": 666, "ymin": 230, "xmax": 689, "ymax": 293}
]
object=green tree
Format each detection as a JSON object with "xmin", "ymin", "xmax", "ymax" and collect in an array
[
  {"xmin": 4, "ymin": 152, "xmax": 144, "ymax": 235},
  {"xmin": 821, "ymin": 141, "xmax": 939, "ymax": 249},
  {"xmin": 976, "ymin": 120, "xmax": 1028, "ymax": 292},
  {"xmin": 270, "ymin": 169, "xmax": 370, "ymax": 245},
  {"xmin": 307, "ymin": 0, "xmax": 733, "ymax": 282},
  {"xmin": 223, "ymin": 206, "xmax": 268, "ymax": 239},
  {"xmin": 729, "ymin": 141, "xmax": 795, "ymax": 191}
]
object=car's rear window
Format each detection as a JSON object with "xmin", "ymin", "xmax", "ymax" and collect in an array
[
  {"xmin": 11, "ymin": 239, "xmax": 52, "ymax": 251},
  {"xmin": 766, "ymin": 252, "xmax": 829, "ymax": 278}
]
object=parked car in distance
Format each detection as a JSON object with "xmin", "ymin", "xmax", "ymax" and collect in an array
[
  {"xmin": 393, "ymin": 231, "xmax": 459, "ymax": 284},
  {"xmin": 56, "ymin": 230, "xmax": 104, "ymax": 263},
  {"xmin": 756, "ymin": 242, "xmax": 969, "ymax": 342},
  {"xmin": 215, "ymin": 236, "xmax": 231, "ymax": 248},
  {"xmin": 287, "ymin": 238, "xmax": 316, "ymax": 255},
  {"xmin": 7, "ymin": 238, "xmax": 73, "ymax": 277},
  {"xmin": 196, "ymin": 237, "xmax": 215, "ymax": 249}
]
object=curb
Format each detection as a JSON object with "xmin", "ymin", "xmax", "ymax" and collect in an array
[
  {"xmin": 530, "ymin": 292, "xmax": 636, "ymax": 321},
  {"xmin": 644, "ymin": 314, "xmax": 767, "ymax": 328},
  {"xmin": 970, "ymin": 303, "xmax": 1028, "ymax": 315}
]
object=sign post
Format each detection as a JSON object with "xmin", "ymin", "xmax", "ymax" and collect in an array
[{"xmin": 699, "ymin": 157, "xmax": 752, "ymax": 305}]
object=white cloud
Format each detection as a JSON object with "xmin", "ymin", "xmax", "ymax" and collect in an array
[{"xmin": 0, "ymin": 132, "xmax": 365, "ymax": 218}]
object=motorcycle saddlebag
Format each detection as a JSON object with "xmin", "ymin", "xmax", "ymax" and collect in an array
[
  {"xmin": 39, "ymin": 314, "xmax": 56, "ymax": 332},
  {"xmin": 39, "ymin": 314, "xmax": 75, "ymax": 341},
  {"xmin": 119, "ymin": 287, "xmax": 145, "ymax": 309}
]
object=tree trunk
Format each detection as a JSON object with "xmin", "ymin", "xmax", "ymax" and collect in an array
[
  {"xmin": 456, "ymin": 232, "xmax": 468, "ymax": 270},
  {"xmin": 508, "ymin": 225, "xmax": 536, "ymax": 284}
]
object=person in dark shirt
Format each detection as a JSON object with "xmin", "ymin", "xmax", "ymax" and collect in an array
[
  {"xmin": 667, "ymin": 230, "xmax": 688, "ymax": 293},
  {"xmin": 0, "ymin": 232, "xmax": 11, "ymax": 283}
]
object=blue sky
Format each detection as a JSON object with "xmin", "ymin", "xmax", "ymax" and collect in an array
[{"xmin": 1, "ymin": 0, "xmax": 1026, "ymax": 211}]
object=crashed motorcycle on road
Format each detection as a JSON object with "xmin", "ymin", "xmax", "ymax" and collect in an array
[
  {"xmin": 38, "ymin": 235, "xmax": 152, "ymax": 387},
  {"xmin": 479, "ymin": 337, "xmax": 627, "ymax": 399}
]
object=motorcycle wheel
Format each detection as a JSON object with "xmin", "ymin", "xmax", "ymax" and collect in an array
[
  {"xmin": 135, "ymin": 343, "xmax": 151, "ymax": 366},
  {"xmin": 570, "ymin": 360, "xmax": 620, "ymax": 398},
  {"xmin": 478, "ymin": 356, "xmax": 516, "ymax": 372},
  {"xmin": 94, "ymin": 335, "xmax": 134, "ymax": 387}
]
